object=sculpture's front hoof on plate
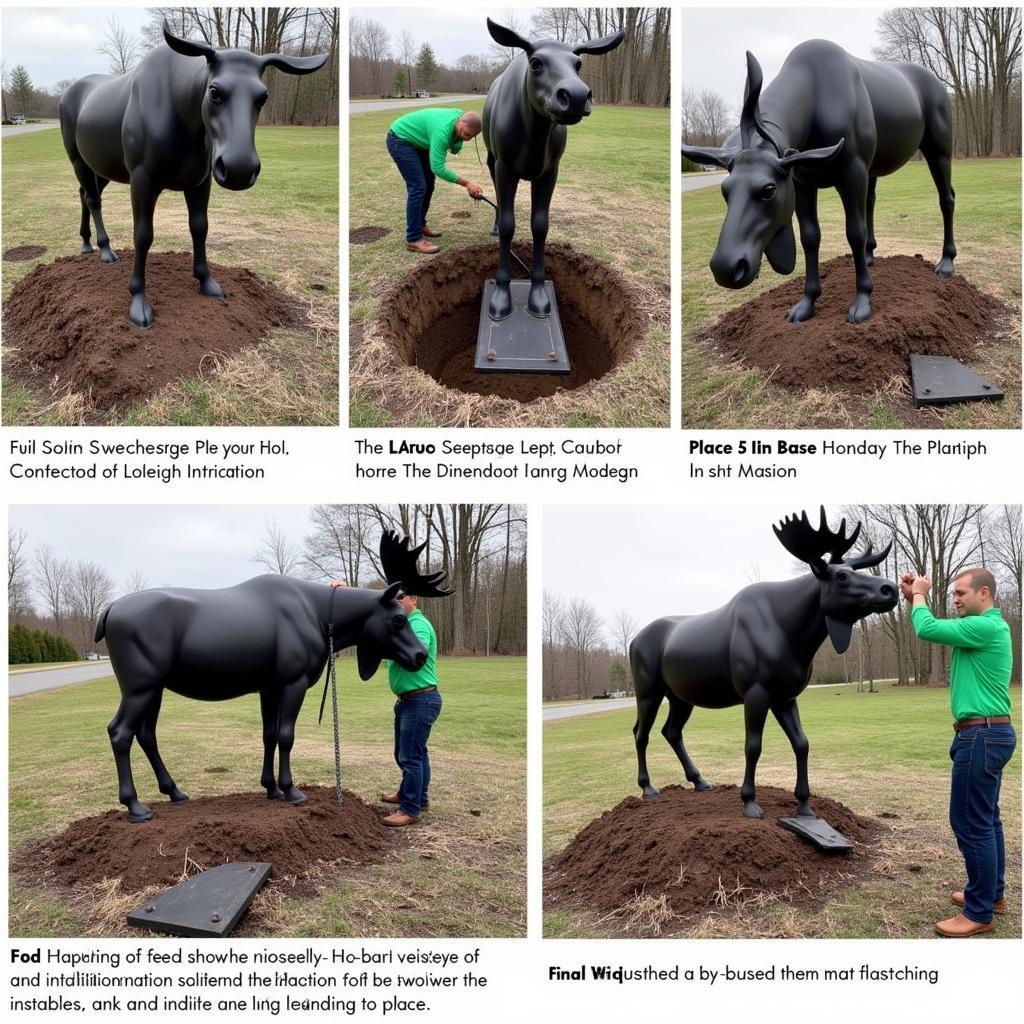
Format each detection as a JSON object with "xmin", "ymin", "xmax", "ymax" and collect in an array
[
  {"xmin": 129, "ymin": 294, "xmax": 155, "ymax": 329},
  {"xmin": 199, "ymin": 276, "xmax": 224, "ymax": 299},
  {"xmin": 168, "ymin": 787, "xmax": 189, "ymax": 803},
  {"xmin": 641, "ymin": 785, "xmax": 660, "ymax": 800},
  {"xmin": 796, "ymin": 802, "xmax": 816, "ymax": 818},
  {"xmin": 692, "ymin": 777, "xmax": 713, "ymax": 792},
  {"xmin": 127, "ymin": 800, "xmax": 154, "ymax": 823},
  {"xmin": 100, "ymin": 246, "xmax": 119, "ymax": 264},
  {"xmin": 786, "ymin": 297, "xmax": 815, "ymax": 323},
  {"xmin": 846, "ymin": 294, "xmax": 871, "ymax": 324},
  {"xmin": 743, "ymin": 801, "xmax": 764, "ymax": 819},
  {"xmin": 934, "ymin": 256, "xmax": 955, "ymax": 277},
  {"xmin": 284, "ymin": 786, "xmax": 307, "ymax": 805},
  {"xmin": 526, "ymin": 282, "xmax": 550, "ymax": 319},
  {"xmin": 489, "ymin": 284, "xmax": 513, "ymax": 322}
]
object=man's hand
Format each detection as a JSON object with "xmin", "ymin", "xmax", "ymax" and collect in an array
[
  {"xmin": 912, "ymin": 576, "xmax": 932, "ymax": 597},
  {"xmin": 899, "ymin": 572, "xmax": 916, "ymax": 602},
  {"xmin": 464, "ymin": 180, "xmax": 484, "ymax": 199},
  {"xmin": 329, "ymin": 580, "xmax": 348, "ymax": 590}
]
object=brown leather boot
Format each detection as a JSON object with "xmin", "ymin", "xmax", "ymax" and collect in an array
[
  {"xmin": 953, "ymin": 891, "xmax": 1006, "ymax": 914},
  {"xmin": 421, "ymin": 225, "xmax": 442, "ymax": 238},
  {"xmin": 406, "ymin": 238, "xmax": 439, "ymax": 254},
  {"xmin": 382, "ymin": 811, "xmax": 419, "ymax": 827},
  {"xmin": 935, "ymin": 913, "xmax": 995, "ymax": 937}
]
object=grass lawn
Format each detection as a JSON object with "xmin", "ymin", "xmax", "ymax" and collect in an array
[
  {"xmin": 349, "ymin": 100, "xmax": 670, "ymax": 427},
  {"xmin": 2, "ymin": 125, "xmax": 339, "ymax": 426},
  {"xmin": 683, "ymin": 157, "xmax": 1022, "ymax": 429},
  {"xmin": 545, "ymin": 683, "xmax": 1021, "ymax": 939},
  {"xmin": 10, "ymin": 655, "xmax": 525, "ymax": 938}
]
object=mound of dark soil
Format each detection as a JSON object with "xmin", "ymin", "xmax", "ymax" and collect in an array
[
  {"xmin": 3, "ymin": 244, "xmax": 47, "ymax": 262},
  {"xmin": 547, "ymin": 785, "xmax": 880, "ymax": 920},
  {"xmin": 3, "ymin": 251, "xmax": 300, "ymax": 409},
  {"xmin": 702, "ymin": 255, "xmax": 1006, "ymax": 390},
  {"xmin": 19, "ymin": 787, "xmax": 389, "ymax": 895},
  {"xmin": 376, "ymin": 242, "xmax": 645, "ymax": 401},
  {"xmin": 350, "ymin": 226, "xmax": 391, "ymax": 243}
]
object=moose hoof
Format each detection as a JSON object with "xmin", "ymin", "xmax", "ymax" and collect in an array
[
  {"xmin": 168, "ymin": 787, "xmax": 190, "ymax": 803},
  {"xmin": 489, "ymin": 223, "xmax": 499, "ymax": 237},
  {"xmin": 692, "ymin": 778, "xmax": 713, "ymax": 792},
  {"xmin": 488, "ymin": 287, "xmax": 513, "ymax": 322},
  {"xmin": 866, "ymin": 251, "xmax": 876, "ymax": 267},
  {"xmin": 641, "ymin": 786, "xmax": 660, "ymax": 800},
  {"xmin": 127, "ymin": 801, "xmax": 154, "ymax": 823},
  {"xmin": 81, "ymin": 241, "xmax": 95, "ymax": 255},
  {"xmin": 934, "ymin": 256, "xmax": 955, "ymax": 277},
  {"xmin": 129, "ymin": 294, "xmax": 155, "ymax": 329},
  {"xmin": 100, "ymin": 246, "xmax": 119, "ymax": 264},
  {"xmin": 787, "ymin": 297, "xmax": 816, "ymax": 323},
  {"xmin": 284, "ymin": 786, "xmax": 307, "ymax": 805},
  {"xmin": 743, "ymin": 801, "xmax": 764, "ymax": 820},
  {"xmin": 796, "ymin": 802, "xmax": 816, "ymax": 818},
  {"xmin": 199, "ymin": 277, "xmax": 224, "ymax": 299},
  {"xmin": 266, "ymin": 786, "xmax": 285, "ymax": 800},
  {"xmin": 846, "ymin": 295, "xmax": 872, "ymax": 324},
  {"xmin": 526, "ymin": 283, "xmax": 550, "ymax": 319}
]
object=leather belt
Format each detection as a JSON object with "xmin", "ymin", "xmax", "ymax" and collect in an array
[
  {"xmin": 954, "ymin": 716, "xmax": 1012, "ymax": 732},
  {"xmin": 398, "ymin": 685, "xmax": 437, "ymax": 701}
]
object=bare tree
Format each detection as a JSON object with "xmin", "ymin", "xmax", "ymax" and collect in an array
[
  {"xmin": 250, "ymin": 517, "xmax": 301, "ymax": 575},
  {"xmin": 543, "ymin": 590, "xmax": 566, "ymax": 696},
  {"xmin": 561, "ymin": 596, "xmax": 605, "ymax": 696},
  {"xmin": 351, "ymin": 16, "xmax": 391, "ymax": 96},
  {"xmin": 608, "ymin": 608, "xmax": 639, "ymax": 692},
  {"xmin": 34, "ymin": 545, "xmax": 72, "ymax": 636},
  {"xmin": 398, "ymin": 29, "xmax": 417, "ymax": 96},
  {"xmin": 67, "ymin": 560, "xmax": 116, "ymax": 653},
  {"xmin": 122, "ymin": 569, "xmax": 149, "ymax": 595},
  {"xmin": 8, "ymin": 527, "xmax": 30, "ymax": 619},
  {"xmin": 97, "ymin": 15, "xmax": 141, "ymax": 74}
]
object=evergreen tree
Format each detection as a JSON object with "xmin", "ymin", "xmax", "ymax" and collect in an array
[
  {"xmin": 416, "ymin": 44, "xmax": 438, "ymax": 93},
  {"xmin": 9, "ymin": 64, "xmax": 34, "ymax": 117}
]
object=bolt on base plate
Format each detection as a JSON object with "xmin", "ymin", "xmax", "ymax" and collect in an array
[{"xmin": 474, "ymin": 279, "xmax": 571, "ymax": 374}]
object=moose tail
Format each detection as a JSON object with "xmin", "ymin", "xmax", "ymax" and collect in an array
[{"xmin": 94, "ymin": 603, "xmax": 111, "ymax": 643}]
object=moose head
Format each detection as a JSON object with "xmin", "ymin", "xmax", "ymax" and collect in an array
[
  {"xmin": 681, "ymin": 52, "xmax": 844, "ymax": 288},
  {"xmin": 774, "ymin": 508, "xmax": 898, "ymax": 654},
  {"xmin": 486, "ymin": 18, "xmax": 625, "ymax": 125},
  {"xmin": 353, "ymin": 531, "xmax": 454, "ymax": 680},
  {"xmin": 163, "ymin": 21, "xmax": 329, "ymax": 190}
]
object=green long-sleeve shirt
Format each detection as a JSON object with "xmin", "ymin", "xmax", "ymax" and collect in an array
[
  {"xmin": 389, "ymin": 108, "xmax": 464, "ymax": 183},
  {"xmin": 910, "ymin": 604, "xmax": 1012, "ymax": 720},
  {"xmin": 388, "ymin": 609, "xmax": 439, "ymax": 695}
]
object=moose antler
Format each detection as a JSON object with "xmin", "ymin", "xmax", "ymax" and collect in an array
[
  {"xmin": 773, "ymin": 507, "xmax": 862, "ymax": 571},
  {"xmin": 379, "ymin": 530, "xmax": 454, "ymax": 598},
  {"xmin": 740, "ymin": 51, "xmax": 783, "ymax": 157}
]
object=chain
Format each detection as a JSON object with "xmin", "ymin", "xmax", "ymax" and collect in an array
[{"xmin": 328, "ymin": 629, "xmax": 343, "ymax": 805}]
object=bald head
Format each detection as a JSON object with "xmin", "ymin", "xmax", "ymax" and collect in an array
[{"xmin": 456, "ymin": 111, "xmax": 482, "ymax": 140}]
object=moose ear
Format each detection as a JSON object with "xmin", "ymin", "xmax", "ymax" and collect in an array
[
  {"xmin": 779, "ymin": 138, "xmax": 845, "ymax": 171},
  {"xmin": 764, "ymin": 221, "xmax": 796, "ymax": 275},
  {"xmin": 163, "ymin": 20, "xmax": 217, "ymax": 62},
  {"xmin": 380, "ymin": 581, "xmax": 403, "ymax": 605},
  {"xmin": 261, "ymin": 52, "xmax": 329, "ymax": 76},
  {"xmin": 357, "ymin": 643, "xmax": 382, "ymax": 681},
  {"xmin": 573, "ymin": 30, "xmax": 626, "ymax": 56},
  {"xmin": 825, "ymin": 616, "xmax": 853, "ymax": 655},
  {"xmin": 487, "ymin": 18, "xmax": 534, "ymax": 55},
  {"xmin": 681, "ymin": 144, "xmax": 736, "ymax": 170}
]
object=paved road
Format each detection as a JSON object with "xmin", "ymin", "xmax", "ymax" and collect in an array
[
  {"xmin": 10, "ymin": 662, "xmax": 113, "ymax": 697},
  {"xmin": 681, "ymin": 172, "xmax": 726, "ymax": 193},
  {"xmin": 351, "ymin": 94, "xmax": 482, "ymax": 115},
  {"xmin": 2, "ymin": 120, "xmax": 60, "ymax": 137},
  {"xmin": 544, "ymin": 697, "xmax": 639, "ymax": 722}
]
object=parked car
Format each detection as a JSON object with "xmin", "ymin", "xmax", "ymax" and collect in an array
[
  {"xmin": 11, "ymin": 114, "xmax": 27, "ymax": 125},
  {"xmin": 416, "ymin": 89, "xmax": 430, "ymax": 99}
]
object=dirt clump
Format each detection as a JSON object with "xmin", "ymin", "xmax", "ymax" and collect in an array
[
  {"xmin": 3, "ymin": 251, "xmax": 300, "ymax": 410},
  {"xmin": 19, "ymin": 787, "xmax": 390, "ymax": 896},
  {"xmin": 451, "ymin": 211, "xmax": 471, "ymax": 220},
  {"xmin": 374, "ymin": 242, "xmax": 644, "ymax": 401},
  {"xmin": 702, "ymin": 255, "xmax": 1005, "ymax": 390},
  {"xmin": 350, "ymin": 226, "xmax": 391, "ymax": 244},
  {"xmin": 546, "ymin": 785, "xmax": 880, "ymax": 922},
  {"xmin": 3, "ymin": 244, "xmax": 47, "ymax": 262}
]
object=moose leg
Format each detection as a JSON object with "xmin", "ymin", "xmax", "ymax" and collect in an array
[
  {"xmin": 740, "ymin": 684, "xmax": 772, "ymax": 818},
  {"xmin": 128, "ymin": 167, "xmax": 161, "ymax": 328},
  {"xmin": 488, "ymin": 163, "xmax": 519, "ymax": 321},
  {"xmin": 633, "ymin": 688, "xmax": 664, "ymax": 799},
  {"xmin": 107, "ymin": 690, "xmax": 155, "ymax": 822},
  {"xmin": 526, "ymin": 167, "xmax": 558, "ymax": 318},
  {"xmin": 184, "ymin": 176, "xmax": 224, "ymax": 299},
  {"xmin": 259, "ymin": 688, "xmax": 285, "ymax": 799},
  {"xmin": 78, "ymin": 187, "xmax": 92, "ymax": 254},
  {"xmin": 70, "ymin": 158, "xmax": 117, "ymax": 262},
  {"xmin": 787, "ymin": 184, "xmax": 821, "ymax": 323},
  {"xmin": 922, "ymin": 148, "xmax": 956, "ymax": 276},
  {"xmin": 275, "ymin": 680, "xmax": 309, "ymax": 805},
  {"xmin": 487, "ymin": 152, "xmax": 498, "ymax": 236},
  {"xmin": 865, "ymin": 177, "xmax": 877, "ymax": 266},
  {"xmin": 839, "ymin": 161, "xmax": 873, "ymax": 324},
  {"xmin": 136, "ymin": 689, "xmax": 189, "ymax": 803},
  {"xmin": 772, "ymin": 700, "xmax": 813, "ymax": 817},
  {"xmin": 662, "ymin": 694, "xmax": 711, "ymax": 790}
]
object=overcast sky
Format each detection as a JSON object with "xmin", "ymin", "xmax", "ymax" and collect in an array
[
  {"xmin": 351, "ymin": 7, "xmax": 545, "ymax": 65},
  {"xmin": 1, "ymin": 7, "xmax": 153, "ymax": 91},
  {"xmin": 682, "ymin": 8, "xmax": 888, "ymax": 110},
  {"xmin": 10, "ymin": 504, "xmax": 317, "ymax": 592},
  {"xmin": 544, "ymin": 504, "xmax": 866, "ymax": 632}
]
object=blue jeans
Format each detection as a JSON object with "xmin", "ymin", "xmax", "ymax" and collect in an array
[
  {"xmin": 394, "ymin": 688, "xmax": 442, "ymax": 816},
  {"xmin": 386, "ymin": 131, "xmax": 435, "ymax": 243},
  {"xmin": 949, "ymin": 722, "xmax": 1016, "ymax": 923}
]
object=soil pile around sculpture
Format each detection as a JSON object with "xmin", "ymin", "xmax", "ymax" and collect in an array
[
  {"xmin": 371, "ymin": 242, "xmax": 643, "ymax": 402},
  {"xmin": 18, "ymin": 787, "xmax": 389, "ymax": 896},
  {"xmin": 547, "ymin": 785, "xmax": 880, "ymax": 921},
  {"xmin": 3, "ymin": 251, "xmax": 301, "ymax": 409},
  {"xmin": 702, "ymin": 255, "xmax": 1005, "ymax": 390}
]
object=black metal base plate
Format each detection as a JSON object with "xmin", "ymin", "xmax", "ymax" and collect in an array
[
  {"xmin": 910, "ymin": 355, "xmax": 1004, "ymax": 406},
  {"xmin": 474, "ymin": 279, "xmax": 571, "ymax": 374},
  {"xmin": 127, "ymin": 861, "xmax": 272, "ymax": 937},
  {"xmin": 779, "ymin": 816, "xmax": 854, "ymax": 851}
]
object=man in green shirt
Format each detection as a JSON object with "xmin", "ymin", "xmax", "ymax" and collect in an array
[
  {"xmin": 386, "ymin": 107, "xmax": 484, "ymax": 253},
  {"xmin": 903, "ymin": 567, "xmax": 1015, "ymax": 937}
]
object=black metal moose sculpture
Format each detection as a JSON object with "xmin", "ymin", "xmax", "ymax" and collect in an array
[
  {"xmin": 58, "ymin": 21, "xmax": 328, "ymax": 329},
  {"xmin": 97, "ymin": 531, "xmax": 452, "ymax": 822},
  {"xmin": 481, "ymin": 18, "xmax": 625, "ymax": 321},
  {"xmin": 681, "ymin": 41, "xmax": 957, "ymax": 324},
  {"xmin": 629, "ymin": 508, "xmax": 897, "ymax": 819}
]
